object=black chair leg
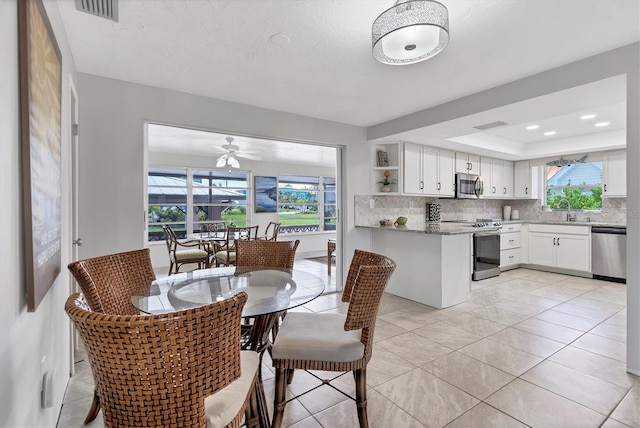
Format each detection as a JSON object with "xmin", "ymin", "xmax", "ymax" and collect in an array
[{"xmin": 354, "ymin": 368, "xmax": 369, "ymax": 428}]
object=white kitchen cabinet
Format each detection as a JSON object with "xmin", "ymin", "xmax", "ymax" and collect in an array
[
  {"xmin": 455, "ymin": 152, "xmax": 480, "ymax": 175},
  {"xmin": 514, "ymin": 161, "xmax": 534, "ymax": 198},
  {"xmin": 404, "ymin": 144, "xmax": 454, "ymax": 197},
  {"xmin": 528, "ymin": 224, "xmax": 590, "ymax": 272},
  {"xmin": 602, "ymin": 150, "xmax": 626, "ymax": 197},
  {"xmin": 370, "ymin": 142, "xmax": 401, "ymax": 194},
  {"xmin": 500, "ymin": 223, "xmax": 521, "ymax": 270},
  {"xmin": 480, "ymin": 157, "xmax": 514, "ymax": 198}
]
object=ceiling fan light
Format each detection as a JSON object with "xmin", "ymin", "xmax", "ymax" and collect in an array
[
  {"xmin": 228, "ymin": 156, "xmax": 240, "ymax": 169},
  {"xmin": 216, "ymin": 156, "xmax": 227, "ymax": 168},
  {"xmin": 372, "ymin": 0, "xmax": 449, "ymax": 65}
]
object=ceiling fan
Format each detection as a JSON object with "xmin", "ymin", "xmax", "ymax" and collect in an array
[{"xmin": 211, "ymin": 136, "xmax": 262, "ymax": 168}]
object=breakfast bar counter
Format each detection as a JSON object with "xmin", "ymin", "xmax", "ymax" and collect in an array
[{"xmin": 363, "ymin": 224, "xmax": 473, "ymax": 309}]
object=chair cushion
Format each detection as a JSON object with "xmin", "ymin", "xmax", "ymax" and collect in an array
[
  {"xmin": 205, "ymin": 351, "xmax": 259, "ymax": 428},
  {"xmin": 215, "ymin": 250, "xmax": 236, "ymax": 263},
  {"xmin": 272, "ymin": 312, "xmax": 364, "ymax": 363},
  {"xmin": 174, "ymin": 249, "xmax": 208, "ymax": 261}
]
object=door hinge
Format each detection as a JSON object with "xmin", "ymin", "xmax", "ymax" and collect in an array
[{"xmin": 72, "ymin": 123, "xmax": 79, "ymax": 136}]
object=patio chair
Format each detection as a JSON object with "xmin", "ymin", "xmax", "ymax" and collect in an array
[
  {"xmin": 163, "ymin": 225, "xmax": 210, "ymax": 274},
  {"xmin": 67, "ymin": 248, "xmax": 156, "ymax": 423},
  {"xmin": 270, "ymin": 250, "xmax": 396, "ymax": 428},
  {"xmin": 214, "ymin": 226, "xmax": 259, "ymax": 267},
  {"xmin": 258, "ymin": 222, "xmax": 281, "ymax": 241},
  {"xmin": 66, "ymin": 291, "xmax": 265, "ymax": 428}
]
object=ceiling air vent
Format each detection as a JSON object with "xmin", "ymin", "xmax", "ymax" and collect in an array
[
  {"xmin": 75, "ymin": 0, "xmax": 118, "ymax": 22},
  {"xmin": 473, "ymin": 121, "xmax": 509, "ymax": 130}
]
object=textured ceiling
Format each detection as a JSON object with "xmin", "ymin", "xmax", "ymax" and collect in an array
[{"xmin": 57, "ymin": 0, "xmax": 640, "ymax": 128}]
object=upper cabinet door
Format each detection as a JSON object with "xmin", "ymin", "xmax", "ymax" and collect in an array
[
  {"xmin": 438, "ymin": 149, "xmax": 455, "ymax": 197},
  {"xmin": 514, "ymin": 161, "xmax": 533, "ymax": 198},
  {"xmin": 403, "ymin": 143, "xmax": 423, "ymax": 195},
  {"xmin": 455, "ymin": 152, "xmax": 480, "ymax": 174},
  {"xmin": 467, "ymin": 154, "xmax": 480, "ymax": 175},
  {"xmin": 502, "ymin": 160, "xmax": 514, "ymax": 198},
  {"xmin": 603, "ymin": 150, "xmax": 626, "ymax": 197}
]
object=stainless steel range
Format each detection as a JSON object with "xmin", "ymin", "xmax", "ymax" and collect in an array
[{"xmin": 472, "ymin": 219, "xmax": 502, "ymax": 281}]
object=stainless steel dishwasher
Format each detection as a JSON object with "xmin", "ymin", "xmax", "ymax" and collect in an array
[{"xmin": 591, "ymin": 226, "xmax": 626, "ymax": 283}]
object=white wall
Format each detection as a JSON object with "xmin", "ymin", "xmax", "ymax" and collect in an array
[
  {"xmin": 75, "ymin": 73, "xmax": 371, "ymax": 278},
  {"xmin": 147, "ymin": 151, "xmax": 338, "ymax": 269},
  {"xmin": 0, "ymin": 1, "xmax": 76, "ymax": 426}
]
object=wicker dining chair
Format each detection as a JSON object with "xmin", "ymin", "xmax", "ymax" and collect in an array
[
  {"xmin": 67, "ymin": 248, "xmax": 156, "ymax": 423},
  {"xmin": 235, "ymin": 239, "xmax": 301, "ymax": 343},
  {"xmin": 65, "ymin": 291, "xmax": 266, "ymax": 428},
  {"xmin": 270, "ymin": 250, "xmax": 396, "ymax": 428},
  {"xmin": 67, "ymin": 248, "xmax": 155, "ymax": 316},
  {"xmin": 163, "ymin": 225, "xmax": 210, "ymax": 274},
  {"xmin": 214, "ymin": 226, "xmax": 260, "ymax": 267},
  {"xmin": 234, "ymin": 239, "xmax": 299, "ymax": 269}
]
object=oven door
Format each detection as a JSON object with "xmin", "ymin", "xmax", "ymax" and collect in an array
[
  {"xmin": 473, "ymin": 231, "xmax": 501, "ymax": 281},
  {"xmin": 456, "ymin": 174, "xmax": 483, "ymax": 199}
]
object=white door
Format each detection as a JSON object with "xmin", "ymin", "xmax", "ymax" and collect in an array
[{"xmin": 68, "ymin": 79, "xmax": 81, "ymax": 374}]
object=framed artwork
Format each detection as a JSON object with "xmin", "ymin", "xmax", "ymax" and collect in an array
[
  {"xmin": 19, "ymin": 0, "xmax": 63, "ymax": 311},
  {"xmin": 377, "ymin": 150, "xmax": 389, "ymax": 167},
  {"xmin": 254, "ymin": 176, "xmax": 278, "ymax": 213}
]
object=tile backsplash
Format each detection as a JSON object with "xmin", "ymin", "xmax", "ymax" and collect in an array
[{"xmin": 354, "ymin": 195, "xmax": 626, "ymax": 227}]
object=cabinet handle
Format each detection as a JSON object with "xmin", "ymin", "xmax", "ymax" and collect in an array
[
  {"xmin": 553, "ymin": 238, "xmax": 556, "ymax": 245},
  {"xmin": 492, "ymin": 186, "xmax": 496, "ymax": 194},
  {"xmin": 525, "ymin": 187, "xmax": 528, "ymax": 195},
  {"xmin": 604, "ymin": 184, "xmax": 607, "ymax": 192},
  {"xmin": 557, "ymin": 237, "xmax": 560, "ymax": 246},
  {"xmin": 503, "ymin": 187, "xmax": 507, "ymax": 194},
  {"xmin": 509, "ymin": 255, "xmax": 514, "ymax": 259},
  {"xmin": 509, "ymin": 239, "xmax": 514, "ymax": 243},
  {"xmin": 437, "ymin": 182, "xmax": 441, "ymax": 190},
  {"xmin": 420, "ymin": 180, "xmax": 424, "ymax": 190}
]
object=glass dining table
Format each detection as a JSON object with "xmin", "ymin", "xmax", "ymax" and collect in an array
[{"xmin": 131, "ymin": 266, "xmax": 325, "ymax": 426}]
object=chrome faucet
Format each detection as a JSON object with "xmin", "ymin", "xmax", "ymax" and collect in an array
[{"xmin": 556, "ymin": 199, "xmax": 576, "ymax": 221}]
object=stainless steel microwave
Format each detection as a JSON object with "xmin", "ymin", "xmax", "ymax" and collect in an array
[{"xmin": 456, "ymin": 173, "xmax": 483, "ymax": 199}]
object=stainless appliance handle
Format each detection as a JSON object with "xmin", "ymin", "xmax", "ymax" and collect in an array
[{"xmin": 474, "ymin": 231, "xmax": 500, "ymax": 237}]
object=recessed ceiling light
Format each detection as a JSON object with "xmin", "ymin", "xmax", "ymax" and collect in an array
[
  {"xmin": 595, "ymin": 121, "xmax": 610, "ymax": 127},
  {"xmin": 525, "ymin": 125, "xmax": 539, "ymax": 130},
  {"xmin": 580, "ymin": 114, "xmax": 597, "ymax": 120},
  {"xmin": 543, "ymin": 131, "xmax": 556, "ymax": 136}
]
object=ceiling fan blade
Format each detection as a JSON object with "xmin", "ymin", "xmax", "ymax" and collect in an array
[
  {"xmin": 236, "ymin": 153, "xmax": 262, "ymax": 161},
  {"xmin": 210, "ymin": 145, "xmax": 230, "ymax": 153}
]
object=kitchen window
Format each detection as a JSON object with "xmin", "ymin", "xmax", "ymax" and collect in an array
[
  {"xmin": 545, "ymin": 161, "xmax": 602, "ymax": 211},
  {"xmin": 148, "ymin": 168, "xmax": 248, "ymax": 241}
]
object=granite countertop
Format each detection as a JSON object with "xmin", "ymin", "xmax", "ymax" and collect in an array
[
  {"xmin": 502, "ymin": 220, "xmax": 626, "ymax": 228},
  {"xmin": 357, "ymin": 219, "xmax": 626, "ymax": 236},
  {"xmin": 358, "ymin": 223, "xmax": 491, "ymax": 235}
]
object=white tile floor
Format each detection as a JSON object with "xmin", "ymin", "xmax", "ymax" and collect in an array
[{"xmin": 58, "ymin": 265, "xmax": 640, "ymax": 428}]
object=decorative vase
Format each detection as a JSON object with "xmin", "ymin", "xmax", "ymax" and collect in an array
[
  {"xmin": 503, "ymin": 205, "xmax": 512, "ymax": 221},
  {"xmin": 381, "ymin": 185, "xmax": 391, "ymax": 192}
]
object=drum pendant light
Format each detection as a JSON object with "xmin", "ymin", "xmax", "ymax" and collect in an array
[{"xmin": 372, "ymin": 0, "xmax": 449, "ymax": 65}]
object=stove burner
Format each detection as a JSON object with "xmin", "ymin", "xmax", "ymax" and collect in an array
[{"xmin": 472, "ymin": 219, "xmax": 502, "ymax": 228}]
